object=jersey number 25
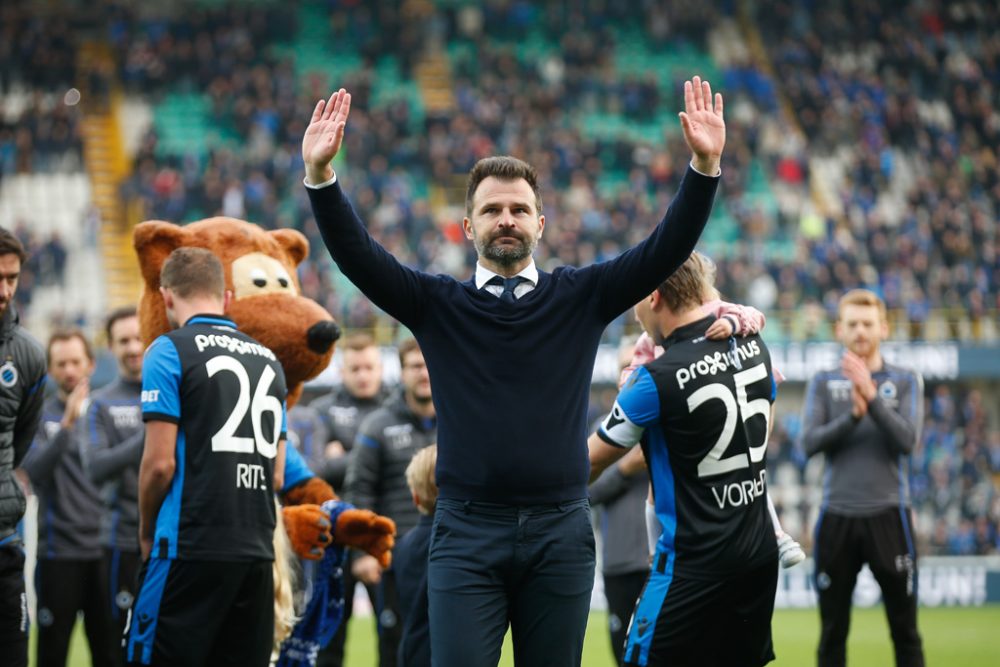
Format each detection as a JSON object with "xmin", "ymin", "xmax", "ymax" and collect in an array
[{"xmin": 690, "ymin": 363, "xmax": 771, "ymax": 478}]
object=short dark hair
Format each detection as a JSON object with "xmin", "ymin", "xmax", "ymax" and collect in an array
[
  {"xmin": 0, "ymin": 227, "xmax": 28, "ymax": 264},
  {"xmin": 47, "ymin": 329, "xmax": 93, "ymax": 365},
  {"xmin": 465, "ymin": 156, "xmax": 542, "ymax": 217},
  {"xmin": 397, "ymin": 338, "xmax": 421, "ymax": 367},
  {"xmin": 105, "ymin": 305, "xmax": 138, "ymax": 344},
  {"xmin": 160, "ymin": 247, "xmax": 225, "ymax": 299}
]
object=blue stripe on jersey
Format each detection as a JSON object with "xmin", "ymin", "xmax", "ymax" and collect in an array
[
  {"xmin": 623, "ymin": 551, "xmax": 675, "ymax": 666},
  {"xmin": 282, "ymin": 442, "xmax": 314, "ymax": 492},
  {"xmin": 154, "ymin": 430, "xmax": 186, "ymax": 559},
  {"xmin": 87, "ymin": 400, "xmax": 100, "ymax": 449},
  {"xmin": 622, "ymin": 425, "xmax": 677, "ymax": 666},
  {"xmin": 142, "ymin": 337, "xmax": 182, "ymax": 421},
  {"xmin": 127, "ymin": 557, "xmax": 172, "ymax": 665},
  {"xmin": 649, "ymin": 429, "xmax": 677, "ymax": 554},
  {"xmin": 616, "ymin": 366, "xmax": 661, "ymax": 428},
  {"xmin": 357, "ymin": 434, "xmax": 380, "ymax": 449},
  {"xmin": 770, "ymin": 374, "xmax": 778, "ymax": 402},
  {"xmin": 27, "ymin": 374, "xmax": 46, "ymax": 395}
]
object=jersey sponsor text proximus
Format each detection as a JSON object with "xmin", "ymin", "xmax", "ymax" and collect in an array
[{"xmin": 676, "ymin": 340, "xmax": 762, "ymax": 390}]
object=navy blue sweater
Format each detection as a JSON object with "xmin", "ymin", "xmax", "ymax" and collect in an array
[{"xmin": 307, "ymin": 166, "xmax": 718, "ymax": 504}]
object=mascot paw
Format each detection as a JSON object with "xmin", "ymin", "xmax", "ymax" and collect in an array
[
  {"xmin": 283, "ymin": 477, "xmax": 337, "ymax": 507},
  {"xmin": 334, "ymin": 509, "xmax": 397, "ymax": 568},
  {"xmin": 283, "ymin": 504, "xmax": 333, "ymax": 560}
]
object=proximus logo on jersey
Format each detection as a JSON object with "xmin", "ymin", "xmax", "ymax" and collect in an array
[
  {"xmin": 711, "ymin": 469, "xmax": 767, "ymax": 509},
  {"xmin": 676, "ymin": 340, "xmax": 763, "ymax": 390},
  {"xmin": 194, "ymin": 333, "xmax": 277, "ymax": 360}
]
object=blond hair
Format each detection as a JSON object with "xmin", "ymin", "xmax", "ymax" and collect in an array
[
  {"xmin": 272, "ymin": 500, "xmax": 298, "ymax": 652},
  {"xmin": 837, "ymin": 289, "xmax": 887, "ymax": 322},
  {"xmin": 405, "ymin": 445, "xmax": 438, "ymax": 515},
  {"xmin": 655, "ymin": 253, "xmax": 707, "ymax": 313},
  {"xmin": 694, "ymin": 251, "xmax": 721, "ymax": 301}
]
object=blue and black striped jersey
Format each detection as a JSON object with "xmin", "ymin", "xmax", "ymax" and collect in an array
[
  {"xmin": 141, "ymin": 314, "xmax": 288, "ymax": 561},
  {"xmin": 599, "ymin": 316, "xmax": 778, "ymax": 579}
]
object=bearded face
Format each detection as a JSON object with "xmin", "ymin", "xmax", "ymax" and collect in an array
[{"xmin": 464, "ymin": 176, "xmax": 544, "ymax": 271}]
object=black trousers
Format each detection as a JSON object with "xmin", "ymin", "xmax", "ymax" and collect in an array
[
  {"xmin": 814, "ymin": 508, "xmax": 925, "ymax": 667},
  {"xmin": 0, "ymin": 543, "xmax": 27, "ymax": 667},
  {"xmin": 603, "ymin": 569, "xmax": 649, "ymax": 667},
  {"xmin": 428, "ymin": 499, "xmax": 595, "ymax": 667},
  {"xmin": 105, "ymin": 547, "xmax": 141, "ymax": 667},
  {"xmin": 316, "ymin": 566, "xmax": 401, "ymax": 667},
  {"xmin": 36, "ymin": 557, "xmax": 117, "ymax": 667},
  {"xmin": 125, "ymin": 558, "xmax": 273, "ymax": 666},
  {"xmin": 36, "ymin": 556, "xmax": 117, "ymax": 667}
]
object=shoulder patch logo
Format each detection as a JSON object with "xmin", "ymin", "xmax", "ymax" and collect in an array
[
  {"xmin": 0, "ymin": 361, "xmax": 18, "ymax": 388},
  {"xmin": 879, "ymin": 381, "xmax": 897, "ymax": 400}
]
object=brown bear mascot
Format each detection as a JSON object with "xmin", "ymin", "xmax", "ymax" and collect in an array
[{"xmin": 132, "ymin": 217, "xmax": 395, "ymax": 569}]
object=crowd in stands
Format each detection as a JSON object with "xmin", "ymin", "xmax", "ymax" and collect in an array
[
  {"xmin": 0, "ymin": 0, "xmax": 997, "ymax": 555},
  {"xmin": 749, "ymin": 0, "xmax": 999, "ymax": 340}
]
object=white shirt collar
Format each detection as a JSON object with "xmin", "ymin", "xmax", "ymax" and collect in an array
[{"xmin": 474, "ymin": 261, "xmax": 539, "ymax": 289}]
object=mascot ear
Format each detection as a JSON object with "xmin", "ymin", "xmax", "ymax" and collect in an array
[
  {"xmin": 134, "ymin": 221, "xmax": 189, "ymax": 289},
  {"xmin": 269, "ymin": 228, "xmax": 310, "ymax": 267}
]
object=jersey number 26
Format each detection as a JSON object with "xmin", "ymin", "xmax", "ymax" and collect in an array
[{"xmin": 206, "ymin": 357, "xmax": 282, "ymax": 459}]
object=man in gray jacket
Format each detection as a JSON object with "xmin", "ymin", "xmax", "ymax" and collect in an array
[
  {"xmin": 802, "ymin": 289, "xmax": 925, "ymax": 667},
  {"xmin": 22, "ymin": 330, "xmax": 115, "ymax": 666},
  {"xmin": 0, "ymin": 227, "xmax": 46, "ymax": 667},
  {"xmin": 345, "ymin": 338, "xmax": 436, "ymax": 667},
  {"xmin": 82, "ymin": 306, "xmax": 144, "ymax": 664}
]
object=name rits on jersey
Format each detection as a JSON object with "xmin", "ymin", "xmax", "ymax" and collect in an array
[{"xmin": 676, "ymin": 339, "xmax": 762, "ymax": 389}]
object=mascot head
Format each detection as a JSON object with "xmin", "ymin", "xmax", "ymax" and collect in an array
[{"xmin": 134, "ymin": 217, "xmax": 340, "ymax": 406}]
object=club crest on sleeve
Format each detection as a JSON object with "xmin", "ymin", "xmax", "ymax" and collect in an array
[{"xmin": 0, "ymin": 360, "xmax": 18, "ymax": 388}]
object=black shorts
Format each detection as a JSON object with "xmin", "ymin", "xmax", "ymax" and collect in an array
[
  {"xmin": 125, "ymin": 558, "xmax": 273, "ymax": 667},
  {"xmin": 624, "ymin": 554, "xmax": 778, "ymax": 667}
]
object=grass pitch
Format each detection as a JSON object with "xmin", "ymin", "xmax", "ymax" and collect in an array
[{"xmin": 48, "ymin": 605, "xmax": 1000, "ymax": 666}]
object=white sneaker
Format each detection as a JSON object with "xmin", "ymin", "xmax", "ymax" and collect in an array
[{"xmin": 777, "ymin": 533, "xmax": 806, "ymax": 568}]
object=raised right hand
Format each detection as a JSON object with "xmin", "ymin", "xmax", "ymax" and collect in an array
[{"xmin": 302, "ymin": 89, "xmax": 352, "ymax": 184}]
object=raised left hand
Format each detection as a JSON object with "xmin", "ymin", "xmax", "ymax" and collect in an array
[{"xmin": 679, "ymin": 76, "xmax": 725, "ymax": 175}]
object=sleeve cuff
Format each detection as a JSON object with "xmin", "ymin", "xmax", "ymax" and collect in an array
[
  {"xmin": 304, "ymin": 172, "xmax": 338, "ymax": 189},
  {"xmin": 689, "ymin": 162, "xmax": 722, "ymax": 178}
]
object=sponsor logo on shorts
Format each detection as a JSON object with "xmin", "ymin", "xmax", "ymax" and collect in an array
[
  {"xmin": 38, "ymin": 607, "xmax": 54, "ymax": 627},
  {"xmin": 816, "ymin": 572, "xmax": 831, "ymax": 590}
]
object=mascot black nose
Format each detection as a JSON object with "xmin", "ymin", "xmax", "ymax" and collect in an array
[{"xmin": 307, "ymin": 321, "xmax": 342, "ymax": 354}]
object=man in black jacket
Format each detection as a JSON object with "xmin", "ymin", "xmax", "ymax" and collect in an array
[
  {"xmin": 345, "ymin": 338, "xmax": 436, "ymax": 667},
  {"xmin": 0, "ymin": 227, "xmax": 46, "ymax": 667}
]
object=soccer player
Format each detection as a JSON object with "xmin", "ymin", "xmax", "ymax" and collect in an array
[
  {"xmin": 0, "ymin": 227, "xmax": 46, "ymax": 667},
  {"xmin": 301, "ymin": 76, "xmax": 724, "ymax": 666},
  {"xmin": 344, "ymin": 338, "xmax": 436, "ymax": 667},
  {"xmin": 22, "ymin": 329, "xmax": 117, "ymax": 667},
  {"xmin": 125, "ymin": 247, "xmax": 288, "ymax": 666},
  {"xmin": 622, "ymin": 252, "xmax": 805, "ymax": 568},
  {"xmin": 802, "ymin": 289, "xmax": 925, "ymax": 667},
  {"xmin": 82, "ymin": 306, "xmax": 145, "ymax": 664},
  {"xmin": 589, "ymin": 254, "xmax": 780, "ymax": 667}
]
